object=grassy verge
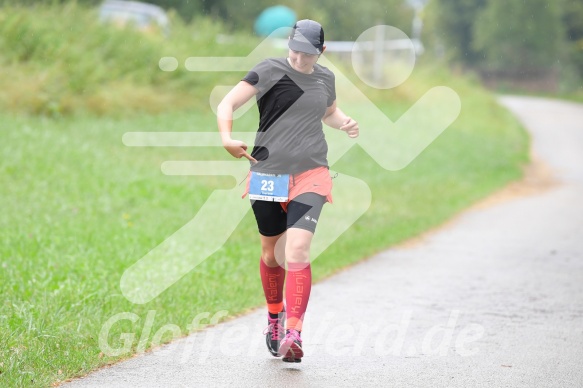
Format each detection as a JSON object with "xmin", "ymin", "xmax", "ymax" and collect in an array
[
  {"xmin": 1, "ymin": 61, "xmax": 528, "ymax": 386},
  {"xmin": 0, "ymin": 3, "xmax": 257, "ymax": 116}
]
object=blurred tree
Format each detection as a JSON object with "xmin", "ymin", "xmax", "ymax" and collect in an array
[
  {"xmin": 191, "ymin": 0, "xmax": 415, "ymax": 40},
  {"xmin": 149, "ymin": 0, "xmax": 414, "ymax": 39},
  {"xmin": 473, "ymin": 0, "xmax": 563, "ymax": 75},
  {"xmin": 0, "ymin": 0, "xmax": 415, "ymax": 40},
  {"xmin": 424, "ymin": 0, "xmax": 487, "ymax": 66},
  {"xmin": 306, "ymin": 0, "xmax": 414, "ymax": 40},
  {"xmin": 561, "ymin": 0, "xmax": 583, "ymax": 78},
  {"xmin": 144, "ymin": 0, "xmax": 281, "ymax": 30},
  {"xmin": 140, "ymin": 0, "xmax": 203, "ymax": 22},
  {"xmin": 0, "ymin": 0, "xmax": 101, "ymax": 4}
]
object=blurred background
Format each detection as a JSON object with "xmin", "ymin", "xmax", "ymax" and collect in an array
[{"xmin": 0, "ymin": 0, "xmax": 581, "ymax": 117}]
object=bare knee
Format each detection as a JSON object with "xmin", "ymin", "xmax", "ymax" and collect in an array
[
  {"xmin": 285, "ymin": 236, "xmax": 311, "ymax": 263},
  {"xmin": 260, "ymin": 233, "xmax": 286, "ymax": 267},
  {"xmin": 261, "ymin": 249, "xmax": 278, "ymax": 267}
]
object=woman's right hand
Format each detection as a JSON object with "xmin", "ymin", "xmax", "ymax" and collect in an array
[{"xmin": 222, "ymin": 138, "xmax": 257, "ymax": 164}]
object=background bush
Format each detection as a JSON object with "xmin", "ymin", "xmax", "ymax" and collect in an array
[{"xmin": 0, "ymin": 3, "xmax": 256, "ymax": 116}]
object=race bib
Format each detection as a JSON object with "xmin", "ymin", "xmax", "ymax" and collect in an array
[{"xmin": 248, "ymin": 172, "xmax": 289, "ymax": 202}]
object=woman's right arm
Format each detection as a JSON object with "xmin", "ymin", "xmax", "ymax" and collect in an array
[{"xmin": 217, "ymin": 81, "xmax": 259, "ymax": 163}]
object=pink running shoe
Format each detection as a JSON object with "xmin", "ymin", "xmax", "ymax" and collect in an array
[{"xmin": 280, "ymin": 329, "xmax": 303, "ymax": 363}]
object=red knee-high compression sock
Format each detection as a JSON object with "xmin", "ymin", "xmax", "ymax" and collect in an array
[
  {"xmin": 285, "ymin": 262, "xmax": 312, "ymax": 331},
  {"xmin": 260, "ymin": 258, "xmax": 285, "ymax": 315}
]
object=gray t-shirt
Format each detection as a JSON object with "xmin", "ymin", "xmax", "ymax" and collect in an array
[{"xmin": 242, "ymin": 57, "xmax": 336, "ymax": 174}]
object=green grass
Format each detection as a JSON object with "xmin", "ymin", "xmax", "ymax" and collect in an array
[
  {"xmin": 0, "ymin": 3, "xmax": 258, "ymax": 116},
  {"xmin": 0, "ymin": 66, "xmax": 528, "ymax": 386}
]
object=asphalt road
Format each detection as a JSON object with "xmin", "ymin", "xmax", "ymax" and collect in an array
[{"xmin": 67, "ymin": 96, "xmax": 583, "ymax": 387}]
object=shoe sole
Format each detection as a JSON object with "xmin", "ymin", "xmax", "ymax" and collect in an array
[
  {"xmin": 268, "ymin": 348, "xmax": 282, "ymax": 357},
  {"xmin": 281, "ymin": 340, "xmax": 303, "ymax": 363}
]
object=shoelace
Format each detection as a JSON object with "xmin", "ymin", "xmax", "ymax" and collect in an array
[
  {"xmin": 284, "ymin": 329, "xmax": 301, "ymax": 343},
  {"xmin": 264, "ymin": 317, "xmax": 284, "ymax": 340}
]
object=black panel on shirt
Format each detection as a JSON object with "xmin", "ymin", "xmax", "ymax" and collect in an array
[
  {"xmin": 256, "ymin": 74, "xmax": 304, "ymax": 133},
  {"xmin": 241, "ymin": 58, "xmax": 336, "ymax": 174}
]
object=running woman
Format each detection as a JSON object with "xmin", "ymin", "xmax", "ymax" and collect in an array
[{"xmin": 217, "ymin": 19, "xmax": 359, "ymax": 362}]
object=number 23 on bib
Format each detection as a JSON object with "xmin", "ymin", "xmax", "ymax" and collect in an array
[{"xmin": 248, "ymin": 172, "xmax": 289, "ymax": 202}]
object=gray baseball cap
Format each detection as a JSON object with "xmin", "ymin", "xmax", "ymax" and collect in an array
[{"xmin": 288, "ymin": 19, "xmax": 324, "ymax": 55}]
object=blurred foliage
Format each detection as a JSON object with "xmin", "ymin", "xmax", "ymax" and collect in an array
[
  {"xmin": 3, "ymin": 0, "xmax": 581, "ymax": 96},
  {"xmin": 0, "ymin": 2, "xmax": 257, "ymax": 116},
  {"xmin": 0, "ymin": 0, "xmax": 416, "ymax": 116},
  {"xmin": 0, "ymin": 0, "xmax": 415, "ymax": 39},
  {"xmin": 423, "ymin": 0, "xmax": 486, "ymax": 66},
  {"xmin": 424, "ymin": 0, "xmax": 582, "ymax": 91},
  {"xmin": 561, "ymin": 0, "xmax": 583, "ymax": 79},
  {"xmin": 141, "ymin": 0, "xmax": 415, "ymax": 40},
  {"xmin": 473, "ymin": 0, "xmax": 563, "ymax": 73}
]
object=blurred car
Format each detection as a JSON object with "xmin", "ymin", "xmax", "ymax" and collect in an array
[{"xmin": 98, "ymin": 0, "xmax": 170, "ymax": 36}]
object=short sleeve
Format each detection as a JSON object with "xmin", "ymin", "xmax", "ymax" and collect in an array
[{"xmin": 242, "ymin": 59, "xmax": 273, "ymax": 94}]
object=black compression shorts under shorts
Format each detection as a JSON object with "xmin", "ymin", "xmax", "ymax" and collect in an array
[{"xmin": 251, "ymin": 192, "xmax": 326, "ymax": 236}]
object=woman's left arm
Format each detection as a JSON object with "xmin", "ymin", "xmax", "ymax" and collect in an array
[{"xmin": 322, "ymin": 101, "xmax": 359, "ymax": 138}]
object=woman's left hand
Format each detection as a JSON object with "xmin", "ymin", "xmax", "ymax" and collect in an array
[{"xmin": 340, "ymin": 117, "xmax": 359, "ymax": 138}]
